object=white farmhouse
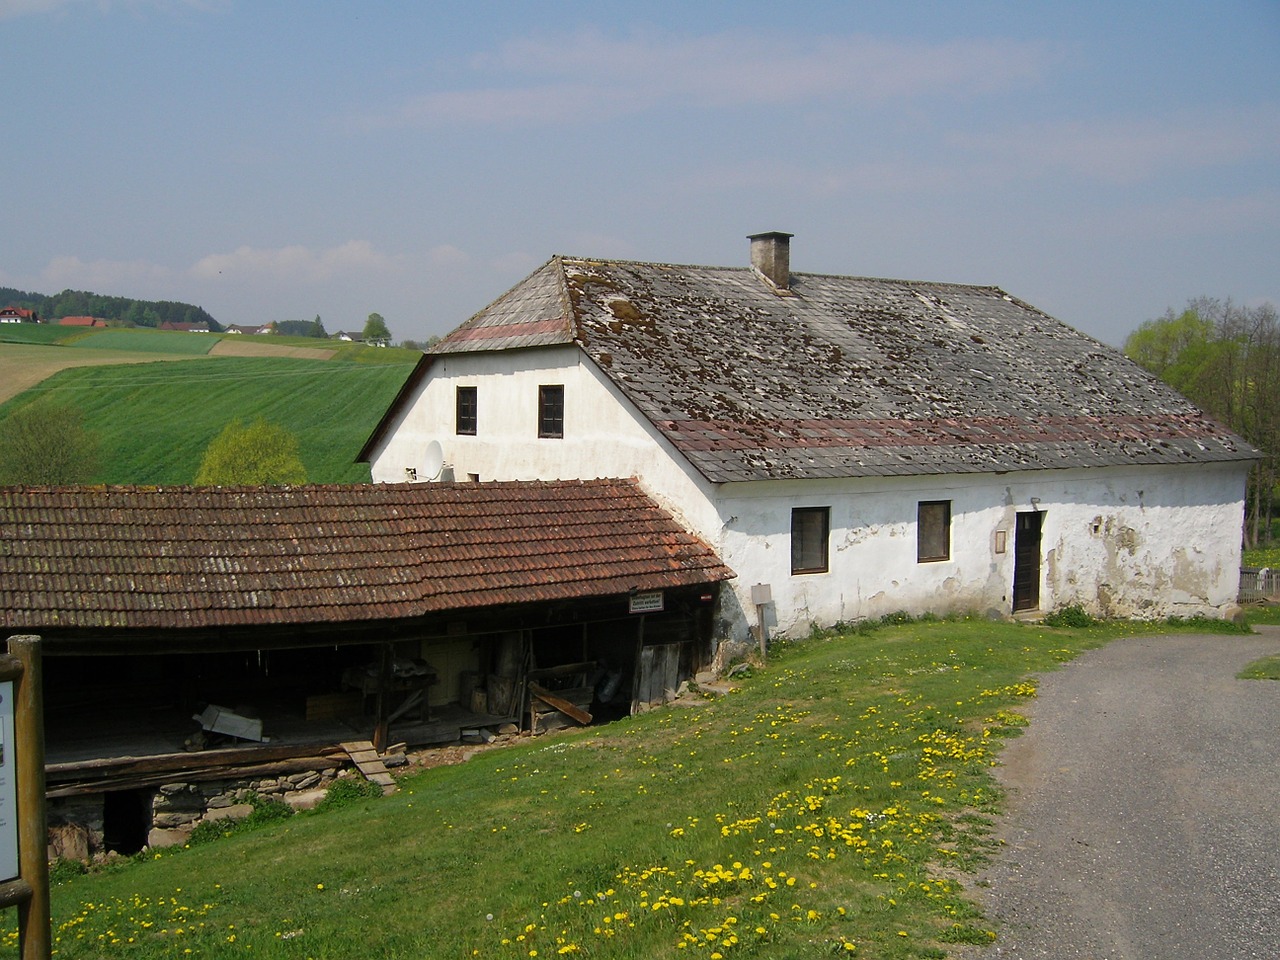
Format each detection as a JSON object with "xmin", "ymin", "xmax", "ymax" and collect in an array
[{"xmin": 361, "ymin": 233, "xmax": 1256, "ymax": 645}]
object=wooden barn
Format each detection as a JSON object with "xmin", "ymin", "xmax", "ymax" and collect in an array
[{"xmin": 0, "ymin": 480, "xmax": 732, "ymax": 853}]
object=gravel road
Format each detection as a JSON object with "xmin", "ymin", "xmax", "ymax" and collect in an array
[{"xmin": 960, "ymin": 628, "xmax": 1280, "ymax": 960}]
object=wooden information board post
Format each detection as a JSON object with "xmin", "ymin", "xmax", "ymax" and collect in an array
[{"xmin": 0, "ymin": 637, "xmax": 50, "ymax": 960}]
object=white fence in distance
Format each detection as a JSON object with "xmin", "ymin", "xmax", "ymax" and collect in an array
[{"xmin": 1239, "ymin": 567, "xmax": 1279, "ymax": 604}]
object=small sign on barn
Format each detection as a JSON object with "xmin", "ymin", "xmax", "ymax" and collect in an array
[{"xmin": 628, "ymin": 590, "xmax": 665, "ymax": 614}]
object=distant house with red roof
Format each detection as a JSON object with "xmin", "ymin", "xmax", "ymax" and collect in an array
[
  {"xmin": 159, "ymin": 321, "xmax": 212, "ymax": 333},
  {"xmin": 58, "ymin": 315, "xmax": 107, "ymax": 327},
  {"xmin": 0, "ymin": 306, "xmax": 40, "ymax": 323}
]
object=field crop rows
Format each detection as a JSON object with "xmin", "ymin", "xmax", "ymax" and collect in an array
[{"xmin": 1, "ymin": 356, "xmax": 415, "ymax": 484}]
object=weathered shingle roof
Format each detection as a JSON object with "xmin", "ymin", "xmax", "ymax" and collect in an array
[
  {"xmin": 428, "ymin": 257, "xmax": 1257, "ymax": 481},
  {"xmin": 0, "ymin": 479, "xmax": 733, "ymax": 632}
]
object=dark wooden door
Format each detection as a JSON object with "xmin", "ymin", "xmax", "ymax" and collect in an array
[{"xmin": 1012, "ymin": 511, "xmax": 1043, "ymax": 612}]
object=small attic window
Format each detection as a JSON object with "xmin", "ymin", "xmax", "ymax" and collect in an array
[
  {"xmin": 456, "ymin": 386, "xmax": 477, "ymax": 435},
  {"xmin": 538, "ymin": 385, "xmax": 564, "ymax": 438}
]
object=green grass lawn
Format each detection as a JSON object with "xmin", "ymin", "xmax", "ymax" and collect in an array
[
  {"xmin": 1243, "ymin": 545, "xmax": 1280, "ymax": 568},
  {"xmin": 2, "ymin": 356, "xmax": 414, "ymax": 484},
  {"xmin": 65, "ymin": 330, "xmax": 220, "ymax": 355},
  {"xmin": 1243, "ymin": 517, "xmax": 1280, "ymax": 568},
  {"xmin": 1238, "ymin": 655, "xmax": 1280, "ymax": 680},
  {"xmin": 7, "ymin": 617, "xmax": 1230, "ymax": 960},
  {"xmin": 0, "ymin": 324, "xmax": 78, "ymax": 345}
]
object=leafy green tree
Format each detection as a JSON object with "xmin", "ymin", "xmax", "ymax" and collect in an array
[
  {"xmin": 311, "ymin": 314, "xmax": 327, "ymax": 339},
  {"xmin": 1125, "ymin": 298, "xmax": 1279, "ymax": 547},
  {"xmin": 362, "ymin": 312, "xmax": 391, "ymax": 345},
  {"xmin": 0, "ymin": 398, "xmax": 100, "ymax": 484},
  {"xmin": 194, "ymin": 417, "xmax": 308, "ymax": 486}
]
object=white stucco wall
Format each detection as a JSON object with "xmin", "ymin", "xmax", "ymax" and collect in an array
[
  {"xmin": 368, "ymin": 350, "xmax": 1249, "ymax": 645},
  {"xmin": 717, "ymin": 461, "xmax": 1247, "ymax": 639},
  {"xmin": 366, "ymin": 346, "xmax": 723, "ymax": 535}
]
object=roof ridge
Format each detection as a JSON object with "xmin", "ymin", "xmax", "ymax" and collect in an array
[{"xmin": 555, "ymin": 254, "xmax": 1006, "ymax": 293}]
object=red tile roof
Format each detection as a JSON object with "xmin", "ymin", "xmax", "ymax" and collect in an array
[{"xmin": 0, "ymin": 480, "xmax": 733, "ymax": 633}]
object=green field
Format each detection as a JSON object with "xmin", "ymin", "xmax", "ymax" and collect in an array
[
  {"xmin": 0, "ymin": 324, "xmax": 80, "ymax": 346},
  {"xmin": 60, "ymin": 329, "xmax": 221, "ymax": 355},
  {"xmin": 3, "ymin": 617, "xmax": 1243, "ymax": 960},
  {"xmin": 1, "ymin": 354, "xmax": 415, "ymax": 484}
]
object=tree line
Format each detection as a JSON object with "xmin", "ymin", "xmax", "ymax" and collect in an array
[
  {"xmin": 0, "ymin": 286, "xmax": 219, "ymax": 330},
  {"xmin": 1, "ymin": 287, "xmax": 405, "ymax": 348},
  {"xmin": 1124, "ymin": 297, "xmax": 1278, "ymax": 549}
]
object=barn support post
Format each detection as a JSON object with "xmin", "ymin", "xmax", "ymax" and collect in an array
[
  {"xmin": 628, "ymin": 615, "xmax": 646, "ymax": 714},
  {"xmin": 372, "ymin": 642, "xmax": 393, "ymax": 754},
  {"xmin": 0, "ymin": 636, "xmax": 50, "ymax": 960}
]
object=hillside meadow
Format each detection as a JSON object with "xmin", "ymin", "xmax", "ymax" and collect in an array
[
  {"xmin": 1, "ymin": 616, "xmax": 1251, "ymax": 960},
  {"xmin": 0, "ymin": 329, "xmax": 419, "ymax": 484}
]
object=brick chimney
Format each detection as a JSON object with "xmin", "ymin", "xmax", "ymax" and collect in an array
[{"xmin": 748, "ymin": 231, "xmax": 793, "ymax": 291}]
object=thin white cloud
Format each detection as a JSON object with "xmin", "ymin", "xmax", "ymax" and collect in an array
[
  {"xmin": 189, "ymin": 241, "xmax": 404, "ymax": 285},
  {"xmin": 949, "ymin": 104, "xmax": 1280, "ymax": 184},
  {"xmin": 676, "ymin": 157, "xmax": 965, "ymax": 199},
  {"xmin": 1118, "ymin": 188, "xmax": 1280, "ymax": 238},
  {"xmin": 0, "ymin": 0, "xmax": 219, "ymax": 19},
  {"xmin": 39, "ymin": 255, "xmax": 173, "ymax": 290},
  {"xmin": 0, "ymin": 0, "xmax": 78, "ymax": 17},
  {"xmin": 364, "ymin": 29, "xmax": 1053, "ymax": 129}
]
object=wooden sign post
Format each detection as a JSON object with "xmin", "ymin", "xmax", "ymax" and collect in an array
[{"xmin": 0, "ymin": 637, "xmax": 50, "ymax": 960}]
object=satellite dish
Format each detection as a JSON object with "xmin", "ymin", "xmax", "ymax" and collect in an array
[{"xmin": 423, "ymin": 440, "xmax": 444, "ymax": 481}]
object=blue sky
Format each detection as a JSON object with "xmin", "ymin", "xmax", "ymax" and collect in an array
[{"xmin": 2, "ymin": 1, "xmax": 1277, "ymax": 345}]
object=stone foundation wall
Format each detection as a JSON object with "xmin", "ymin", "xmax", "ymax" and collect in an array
[{"xmin": 48, "ymin": 766, "xmax": 345, "ymax": 862}]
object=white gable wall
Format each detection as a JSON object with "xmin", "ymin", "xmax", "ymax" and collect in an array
[{"xmin": 366, "ymin": 345, "xmax": 724, "ymax": 536}]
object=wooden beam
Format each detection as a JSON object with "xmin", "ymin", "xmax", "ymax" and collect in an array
[
  {"xmin": 527, "ymin": 661, "xmax": 598, "ymax": 679},
  {"xmin": 9, "ymin": 636, "xmax": 50, "ymax": 960},
  {"xmin": 528, "ymin": 683, "xmax": 592, "ymax": 725},
  {"xmin": 45, "ymin": 743, "xmax": 346, "ymax": 783},
  {"xmin": 0, "ymin": 878, "xmax": 33, "ymax": 911},
  {"xmin": 46, "ymin": 756, "xmax": 341, "ymax": 799}
]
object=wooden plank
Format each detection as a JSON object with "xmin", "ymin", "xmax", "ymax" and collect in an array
[
  {"xmin": 529, "ymin": 683, "xmax": 592, "ymax": 725},
  {"xmin": 46, "ymin": 743, "xmax": 346, "ymax": 782},
  {"xmin": 660, "ymin": 644, "xmax": 680, "ymax": 701},
  {"xmin": 46, "ymin": 756, "xmax": 341, "ymax": 798},
  {"xmin": 341, "ymin": 740, "xmax": 398, "ymax": 795},
  {"xmin": 527, "ymin": 661, "xmax": 597, "ymax": 679}
]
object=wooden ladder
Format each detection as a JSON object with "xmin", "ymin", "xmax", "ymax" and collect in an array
[{"xmin": 340, "ymin": 740, "xmax": 397, "ymax": 795}]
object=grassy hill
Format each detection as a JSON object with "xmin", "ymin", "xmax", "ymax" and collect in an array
[
  {"xmin": 0, "ymin": 329, "xmax": 419, "ymax": 484},
  {"xmin": 3, "ymin": 616, "xmax": 1247, "ymax": 960}
]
